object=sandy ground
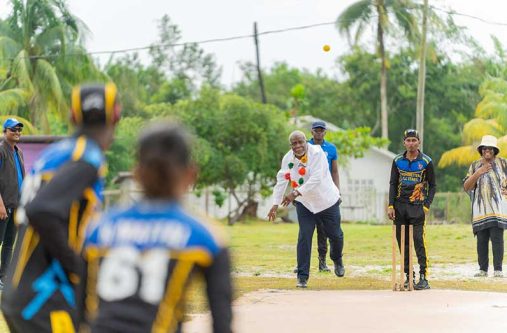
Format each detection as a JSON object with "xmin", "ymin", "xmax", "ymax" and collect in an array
[{"xmin": 183, "ymin": 289, "xmax": 507, "ymax": 333}]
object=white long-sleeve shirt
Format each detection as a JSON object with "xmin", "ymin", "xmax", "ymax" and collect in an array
[{"xmin": 272, "ymin": 144, "xmax": 340, "ymax": 214}]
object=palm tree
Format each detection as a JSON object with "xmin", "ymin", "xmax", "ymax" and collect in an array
[
  {"xmin": 0, "ymin": 0, "xmax": 101, "ymax": 133},
  {"xmin": 439, "ymin": 78, "xmax": 507, "ymax": 168},
  {"xmin": 337, "ymin": 0, "xmax": 419, "ymax": 140}
]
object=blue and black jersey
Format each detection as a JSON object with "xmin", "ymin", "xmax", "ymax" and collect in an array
[
  {"xmin": 1, "ymin": 135, "xmax": 106, "ymax": 333},
  {"xmin": 83, "ymin": 200, "xmax": 232, "ymax": 333},
  {"xmin": 389, "ymin": 151, "xmax": 436, "ymax": 208}
]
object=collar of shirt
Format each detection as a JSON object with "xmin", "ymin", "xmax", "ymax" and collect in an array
[{"xmin": 403, "ymin": 150, "xmax": 422, "ymax": 161}]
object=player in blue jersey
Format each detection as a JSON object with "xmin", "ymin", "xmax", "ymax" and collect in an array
[
  {"xmin": 1, "ymin": 83, "xmax": 121, "ymax": 333},
  {"xmin": 387, "ymin": 129, "xmax": 436, "ymax": 290},
  {"xmin": 82, "ymin": 122, "xmax": 233, "ymax": 333},
  {"xmin": 308, "ymin": 120, "xmax": 340, "ymax": 272}
]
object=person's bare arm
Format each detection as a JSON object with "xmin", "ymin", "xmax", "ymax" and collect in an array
[{"xmin": 331, "ymin": 159, "xmax": 340, "ymax": 190}]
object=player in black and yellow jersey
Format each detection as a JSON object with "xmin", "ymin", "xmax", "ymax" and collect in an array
[
  {"xmin": 1, "ymin": 83, "xmax": 121, "ymax": 333},
  {"xmin": 387, "ymin": 129, "xmax": 436, "ymax": 290},
  {"xmin": 82, "ymin": 122, "xmax": 233, "ymax": 332}
]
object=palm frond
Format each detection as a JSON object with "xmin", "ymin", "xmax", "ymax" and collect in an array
[
  {"xmin": 11, "ymin": 50, "xmax": 34, "ymax": 93},
  {"xmin": 390, "ymin": 1, "xmax": 419, "ymax": 41},
  {"xmin": 336, "ymin": 0, "xmax": 373, "ymax": 35},
  {"xmin": 0, "ymin": 88, "xmax": 28, "ymax": 115},
  {"xmin": 438, "ymin": 145, "xmax": 478, "ymax": 168},
  {"xmin": 32, "ymin": 58, "xmax": 67, "ymax": 121},
  {"xmin": 34, "ymin": 24, "xmax": 66, "ymax": 54},
  {"xmin": 0, "ymin": 35, "xmax": 21, "ymax": 60},
  {"xmin": 462, "ymin": 118, "xmax": 502, "ymax": 144},
  {"xmin": 475, "ymin": 99, "xmax": 507, "ymax": 119}
]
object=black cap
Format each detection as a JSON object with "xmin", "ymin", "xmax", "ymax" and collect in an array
[
  {"xmin": 71, "ymin": 83, "xmax": 121, "ymax": 126},
  {"xmin": 311, "ymin": 121, "xmax": 327, "ymax": 130},
  {"xmin": 403, "ymin": 129, "xmax": 419, "ymax": 140}
]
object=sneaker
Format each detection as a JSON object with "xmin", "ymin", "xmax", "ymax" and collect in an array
[
  {"xmin": 474, "ymin": 270, "xmax": 488, "ymax": 277},
  {"xmin": 333, "ymin": 262, "xmax": 345, "ymax": 277},
  {"xmin": 318, "ymin": 257, "xmax": 331, "ymax": 272},
  {"xmin": 414, "ymin": 274, "xmax": 430, "ymax": 290},
  {"xmin": 0, "ymin": 279, "xmax": 3, "ymax": 291},
  {"xmin": 293, "ymin": 267, "xmax": 298, "ymax": 274},
  {"xmin": 403, "ymin": 272, "xmax": 416, "ymax": 290},
  {"xmin": 494, "ymin": 270, "xmax": 503, "ymax": 278},
  {"xmin": 296, "ymin": 278, "xmax": 308, "ymax": 288}
]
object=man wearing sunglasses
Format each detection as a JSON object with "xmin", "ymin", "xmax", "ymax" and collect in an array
[
  {"xmin": 0, "ymin": 118, "xmax": 25, "ymax": 290},
  {"xmin": 388, "ymin": 129, "xmax": 436, "ymax": 290}
]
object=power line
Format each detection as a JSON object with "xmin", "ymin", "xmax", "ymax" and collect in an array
[
  {"xmin": 428, "ymin": 4, "xmax": 507, "ymax": 27},
  {"xmin": 3, "ymin": 3, "xmax": 507, "ymax": 62},
  {"xmin": 22, "ymin": 20, "xmax": 338, "ymax": 60}
]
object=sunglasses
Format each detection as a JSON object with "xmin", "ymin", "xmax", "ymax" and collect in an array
[{"xmin": 7, "ymin": 127, "xmax": 22, "ymax": 133}]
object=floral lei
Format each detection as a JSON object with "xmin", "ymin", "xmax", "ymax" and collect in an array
[{"xmin": 284, "ymin": 154, "xmax": 307, "ymax": 188}]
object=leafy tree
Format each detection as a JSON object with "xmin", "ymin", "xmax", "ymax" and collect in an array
[
  {"xmin": 106, "ymin": 116, "xmax": 145, "ymax": 184},
  {"xmin": 439, "ymin": 77, "xmax": 507, "ymax": 168},
  {"xmin": 0, "ymin": 0, "xmax": 101, "ymax": 132},
  {"xmin": 149, "ymin": 15, "xmax": 222, "ymax": 93},
  {"xmin": 337, "ymin": 0, "xmax": 419, "ymax": 140}
]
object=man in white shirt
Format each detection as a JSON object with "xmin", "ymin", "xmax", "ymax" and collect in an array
[{"xmin": 268, "ymin": 131, "xmax": 345, "ymax": 288}]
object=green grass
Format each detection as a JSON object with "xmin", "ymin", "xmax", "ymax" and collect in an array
[
  {"xmin": 1, "ymin": 221, "xmax": 505, "ymax": 330},
  {"xmin": 229, "ymin": 220, "xmax": 478, "ymax": 272},
  {"xmin": 186, "ymin": 220, "xmax": 507, "ymax": 313}
]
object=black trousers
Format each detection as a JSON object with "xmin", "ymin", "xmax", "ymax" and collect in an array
[
  {"xmin": 476, "ymin": 227, "xmax": 504, "ymax": 272},
  {"xmin": 0, "ymin": 207, "xmax": 17, "ymax": 279},
  {"xmin": 394, "ymin": 202, "xmax": 428, "ymax": 275},
  {"xmin": 295, "ymin": 200, "xmax": 344, "ymax": 280},
  {"xmin": 316, "ymin": 221, "xmax": 328, "ymax": 259}
]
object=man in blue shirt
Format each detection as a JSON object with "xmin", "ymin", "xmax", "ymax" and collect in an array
[
  {"xmin": 309, "ymin": 121, "xmax": 340, "ymax": 272},
  {"xmin": 0, "ymin": 118, "xmax": 25, "ymax": 289}
]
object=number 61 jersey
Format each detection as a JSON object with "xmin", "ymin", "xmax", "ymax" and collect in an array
[{"xmin": 83, "ymin": 201, "xmax": 233, "ymax": 333}]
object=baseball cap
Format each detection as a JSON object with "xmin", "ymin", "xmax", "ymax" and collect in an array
[
  {"xmin": 3, "ymin": 118, "xmax": 24, "ymax": 130},
  {"xmin": 311, "ymin": 121, "xmax": 327, "ymax": 130},
  {"xmin": 403, "ymin": 129, "xmax": 419, "ymax": 140}
]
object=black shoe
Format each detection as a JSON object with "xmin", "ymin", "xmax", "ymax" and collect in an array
[
  {"xmin": 414, "ymin": 274, "xmax": 430, "ymax": 290},
  {"xmin": 296, "ymin": 278, "xmax": 308, "ymax": 288},
  {"xmin": 404, "ymin": 272, "xmax": 416, "ymax": 290},
  {"xmin": 334, "ymin": 262, "xmax": 345, "ymax": 277},
  {"xmin": 319, "ymin": 257, "xmax": 331, "ymax": 272}
]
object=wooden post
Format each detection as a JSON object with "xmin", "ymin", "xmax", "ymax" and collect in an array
[{"xmin": 253, "ymin": 22, "xmax": 267, "ymax": 104}]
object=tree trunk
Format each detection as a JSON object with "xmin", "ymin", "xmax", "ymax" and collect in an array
[
  {"xmin": 416, "ymin": 0, "xmax": 428, "ymax": 151},
  {"xmin": 377, "ymin": 1, "xmax": 389, "ymax": 141},
  {"xmin": 238, "ymin": 199, "xmax": 258, "ymax": 220}
]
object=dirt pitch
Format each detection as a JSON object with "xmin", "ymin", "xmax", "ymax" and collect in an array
[{"xmin": 184, "ymin": 289, "xmax": 507, "ymax": 333}]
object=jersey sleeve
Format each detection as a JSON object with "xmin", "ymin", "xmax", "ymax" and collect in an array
[{"xmin": 25, "ymin": 160, "xmax": 99, "ymax": 276}]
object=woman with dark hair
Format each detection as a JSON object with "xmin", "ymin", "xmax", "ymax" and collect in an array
[
  {"xmin": 82, "ymin": 122, "xmax": 233, "ymax": 333},
  {"xmin": 464, "ymin": 135, "xmax": 507, "ymax": 278}
]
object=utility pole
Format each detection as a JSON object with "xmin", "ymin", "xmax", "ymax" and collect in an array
[
  {"xmin": 253, "ymin": 22, "xmax": 267, "ymax": 104},
  {"xmin": 416, "ymin": 0, "xmax": 429, "ymax": 151}
]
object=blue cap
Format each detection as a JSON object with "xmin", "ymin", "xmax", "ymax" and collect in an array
[
  {"xmin": 311, "ymin": 121, "xmax": 327, "ymax": 130},
  {"xmin": 3, "ymin": 118, "xmax": 23, "ymax": 130}
]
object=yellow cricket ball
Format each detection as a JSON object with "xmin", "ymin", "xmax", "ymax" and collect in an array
[{"xmin": 323, "ymin": 44, "xmax": 331, "ymax": 52}]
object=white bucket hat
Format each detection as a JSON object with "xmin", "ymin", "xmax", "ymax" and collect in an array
[{"xmin": 477, "ymin": 135, "xmax": 500, "ymax": 155}]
